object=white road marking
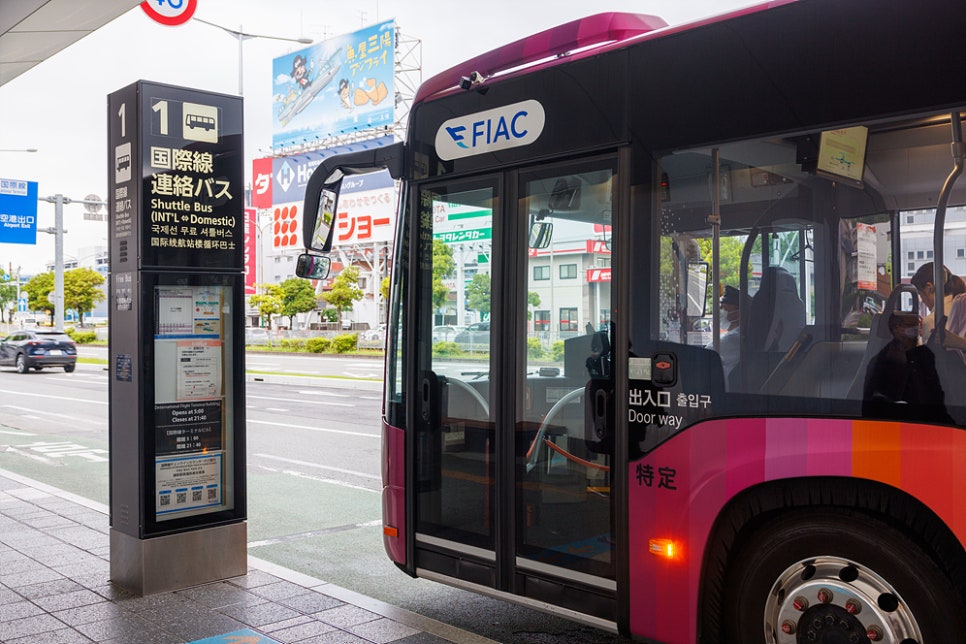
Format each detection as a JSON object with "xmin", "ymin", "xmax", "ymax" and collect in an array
[
  {"xmin": 247, "ymin": 394, "xmax": 351, "ymax": 407},
  {"xmin": 0, "ymin": 428, "xmax": 36, "ymax": 436},
  {"xmin": 0, "ymin": 388, "xmax": 107, "ymax": 405},
  {"xmin": 253, "ymin": 453, "xmax": 380, "ymax": 480},
  {"xmin": 3, "ymin": 405, "xmax": 102, "ymax": 426},
  {"xmin": 295, "ymin": 390, "xmax": 350, "ymax": 398},
  {"xmin": 247, "ymin": 418, "xmax": 379, "ymax": 438}
]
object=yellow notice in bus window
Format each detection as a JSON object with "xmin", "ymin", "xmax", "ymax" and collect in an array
[{"xmin": 817, "ymin": 126, "xmax": 868, "ymax": 183}]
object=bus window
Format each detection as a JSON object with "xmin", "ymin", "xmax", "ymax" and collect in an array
[
  {"xmin": 647, "ymin": 112, "xmax": 966, "ymax": 423},
  {"xmin": 517, "ymin": 164, "xmax": 615, "ymax": 579},
  {"xmin": 413, "ymin": 179, "xmax": 497, "ymax": 550}
]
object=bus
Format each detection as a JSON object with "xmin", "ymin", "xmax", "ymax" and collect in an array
[{"xmin": 296, "ymin": 1, "xmax": 966, "ymax": 641}]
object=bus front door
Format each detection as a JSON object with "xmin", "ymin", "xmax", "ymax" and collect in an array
[{"xmin": 412, "ymin": 161, "xmax": 617, "ymax": 621}]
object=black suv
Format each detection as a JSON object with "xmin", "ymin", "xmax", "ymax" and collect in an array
[{"xmin": 0, "ymin": 331, "xmax": 77, "ymax": 373}]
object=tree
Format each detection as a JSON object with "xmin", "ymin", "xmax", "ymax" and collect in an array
[
  {"xmin": 527, "ymin": 290, "xmax": 541, "ymax": 321},
  {"xmin": 432, "ymin": 240, "xmax": 455, "ymax": 312},
  {"xmin": 380, "ymin": 275, "xmax": 391, "ymax": 301},
  {"xmin": 64, "ymin": 267, "xmax": 106, "ymax": 325},
  {"xmin": 0, "ymin": 268, "xmax": 17, "ymax": 324},
  {"xmin": 321, "ymin": 265, "xmax": 363, "ymax": 328},
  {"xmin": 249, "ymin": 283, "xmax": 283, "ymax": 339},
  {"xmin": 279, "ymin": 277, "xmax": 318, "ymax": 329},
  {"xmin": 466, "ymin": 272, "xmax": 491, "ymax": 317},
  {"xmin": 22, "ymin": 272, "xmax": 55, "ymax": 325}
]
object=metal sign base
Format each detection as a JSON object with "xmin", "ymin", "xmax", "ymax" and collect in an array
[{"xmin": 109, "ymin": 523, "xmax": 247, "ymax": 596}]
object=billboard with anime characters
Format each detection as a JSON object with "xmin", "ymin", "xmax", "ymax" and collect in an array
[{"xmin": 272, "ymin": 20, "xmax": 395, "ymax": 149}]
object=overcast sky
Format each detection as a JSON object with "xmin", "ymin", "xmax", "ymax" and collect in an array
[{"xmin": 0, "ymin": 0, "xmax": 755, "ymax": 274}]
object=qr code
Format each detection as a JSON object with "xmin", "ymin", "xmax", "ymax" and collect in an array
[
  {"xmin": 160, "ymin": 494, "xmax": 170, "ymax": 506},
  {"xmin": 177, "ymin": 492, "xmax": 186, "ymax": 504},
  {"xmin": 207, "ymin": 488, "xmax": 217, "ymax": 501},
  {"xmin": 192, "ymin": 490, "xmax": 202, "ymax": 502}
]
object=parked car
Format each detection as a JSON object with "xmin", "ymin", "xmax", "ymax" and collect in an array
[
  {"xmin": 358, "ymin": 324, "xmax": 387, "ymax": 349},
  {"xmin": 432, "ymin": 325, "xmax": 460, "ymax": 343},
  {"xmin": 454, "ymin": 322, "xmax": 490, "ymax": 350},
  {"xmin": 245, "ymin": 327, "xmax": 270, "ymax": 345},
  {"xmin": 0, "ymin": 330, "xmax": 77, "ymax": 373}
]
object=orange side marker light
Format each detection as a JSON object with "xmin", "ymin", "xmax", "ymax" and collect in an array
[{"xmin": 648, "ymin": 538, "xmax": 676, "ymax": 559}]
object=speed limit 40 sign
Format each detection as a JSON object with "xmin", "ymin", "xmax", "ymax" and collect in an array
[{"xmin": 140, "ymin": 0, "xmax": 197, "ymax": 26}]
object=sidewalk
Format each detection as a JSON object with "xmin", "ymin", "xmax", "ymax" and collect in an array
[{"xmin": 0, "ymin": 469, "xmax": 495, "ymax": 644}]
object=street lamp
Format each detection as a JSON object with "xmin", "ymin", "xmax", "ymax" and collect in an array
[
  {"xmin": 192, "ymin": 18, "xmax": 313, "ymax": 95},
  {"xmin": 39, "ymin": 194, "xmax": 107, "ymax": 332}
]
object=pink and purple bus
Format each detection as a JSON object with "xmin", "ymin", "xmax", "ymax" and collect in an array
[{"xmin": 298, "ymin": 1, "xmax": 966, "ymax": 641}]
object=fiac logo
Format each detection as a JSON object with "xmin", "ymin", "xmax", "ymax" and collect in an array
[{"xmin": 435, "ymin": 100, "xmax": 545, "ymax": 161}]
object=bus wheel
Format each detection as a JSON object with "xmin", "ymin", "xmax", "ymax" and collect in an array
[{"xmin": 722, "ymin": 507, "xmax": 965, "ymax": 643}]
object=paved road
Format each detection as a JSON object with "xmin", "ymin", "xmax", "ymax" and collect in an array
[{"xmin": 0, "ymin": 358, "xmax": 630, "ymax": 644}]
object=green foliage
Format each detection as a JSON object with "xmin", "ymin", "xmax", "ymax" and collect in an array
[
  {"xmin": 466, "ymin": 272, "xmax": 491, "ymax": 315},
  {"xmin": 0, "ymin": 267, "xmax": 17, "ymax": 324},
  {"xmin": 432, "ymin": 240, "xmax": 454, "ymax": 311},
  {"xmin": 21, "ymin": 269, "xmax": 106, "ymax": 326},
  {"xmin": 23, "ymin": 272, "xmax": 54, "ymax": 322},
  {"xmin": 432, "ymin": 341, "xmax": 462, "ymax": 357},
  {"xmin": 279, "ymin": 338, "xmax": 306, "ymax": 351},
  {"xmin": 331, "ymin": 333, "xmax": 358, "ymax": 353},
  {"xmin": 305, "ymin": 337, "xmax": 332, "ymax": 353},
  {"xmin": 318, "ymin": 308, "xmax": 338, "ymax": 322},
  {"xmin": 65, "ymin": 327, "xmax": 97, "ymax": 343},
  {"xmin": 64, "ymin": 267, "xmax": 106, "ymax": 324},
  {"xmin": 526, "ymin": 337, "xmax": 545, "ymax": 359},
  {"xmin": 527, "ymin": 290, "xmax": 541, "ymax": 320},
  {"xmin": 279, "ymin": 277, "xmax": 318, "ymax": 327},
  {"xmin": 321, "ymin": 265, "xmax": 363, "ymax": 328},
  {"xmin": 550, "ymin": 341, "xmax": 566, "ymax": 362},
  {"xmin": 250, "ymin": 283, "xmax": 283, "ymax": 331},
  {"xmin": 380, "ymin": 275, "xmax": 391, "ymax": 301}
]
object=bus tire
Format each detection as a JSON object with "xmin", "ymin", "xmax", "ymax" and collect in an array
[{"xmin": 721, "ymin": 506, "xmax": 965, "ymax": 643}]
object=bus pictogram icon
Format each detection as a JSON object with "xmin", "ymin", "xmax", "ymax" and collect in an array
[{"xmin": 182, "ymin": 102, "xmax": 218, "ymax": 143}]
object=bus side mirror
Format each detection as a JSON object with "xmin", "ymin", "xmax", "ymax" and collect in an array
[
  {"xmin": 528, "ymin": 221, "xmax": 553, "ymax": 249},
  {"xmin": 687, "ymin": 261, "xmax": 710, "ymax": 317},
  {"xmin": 295, "ymin": 253, "xmax": 331, "ymax": 280},
  {"xmin": 306, "ymin": 181, "xmax": 342, "ymax": 253}
]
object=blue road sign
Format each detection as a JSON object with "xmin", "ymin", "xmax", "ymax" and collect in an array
[{"xmin": 0, "ymin": 178, "xmax": 38, "ymax": 245}]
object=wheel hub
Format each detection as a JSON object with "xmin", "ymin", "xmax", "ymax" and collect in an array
[{"xmin": 765, "ymin": 556, "xmax": 922, "ymax": 644}]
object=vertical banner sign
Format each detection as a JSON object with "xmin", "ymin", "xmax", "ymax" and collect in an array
[
  {"xmin": 244, "ymin": 207, "xmax": 257, "ymax": 295},
  {"xmin": 855, "ymin": 222, "xmax": 877, "ymax": 291},
  {"xmin": 0, "ymin": 178, "xmax": 38, "ymax": 244},
  {"xmin": 108, "ymin": 80, "xmax": 245, "ymax": 542}
]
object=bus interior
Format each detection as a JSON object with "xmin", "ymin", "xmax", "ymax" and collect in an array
[{"xmin": 650, "ymin": 110, "xmax": 966, "ymax": 433}]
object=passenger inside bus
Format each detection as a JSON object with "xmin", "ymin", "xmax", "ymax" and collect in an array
[
  {"xmin": 910, "ymin": 263, "xmax": 963, "ymax": 339},
  {"xmin": 862, "ymin": 311, "xmax": 952, "ymax": 423},
  {"xmin": 712, "ymin": 285, "xmax": 740, "ymax": 381}
]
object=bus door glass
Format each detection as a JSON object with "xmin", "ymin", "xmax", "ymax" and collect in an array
[
  {"xmin": 516, "ymin": 162, "xmax": 616, "ymax": 582},
  {"xmin": 414, "ymin": 178, "xmax": 498, "ymax": 555}
]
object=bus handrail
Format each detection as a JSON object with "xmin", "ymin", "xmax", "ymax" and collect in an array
[
  {"xmin": 543, "ymin": 439, "xmax": 610, "ymax": 472},
  {"xmin": 931, "ymin": 111, "xmax": 965, "ymax": 345}
]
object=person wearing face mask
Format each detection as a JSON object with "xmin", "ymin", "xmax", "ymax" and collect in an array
[
  {"xmin": 711, "ymin": 285, "xmax": 741, "ymax": 382},
  {"xmin": 862, "ymin": 311, "xmax": 951, "ymax": 423},
  {"xmin": 909, "ymin": 262, "xmax": 965, "ymax": 339}
]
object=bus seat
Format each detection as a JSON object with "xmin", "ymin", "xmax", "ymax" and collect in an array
[
  {"xmin": 845, "ymin": 284, "xmax": 918, "ymax": 400},
  {"xmin": 732, "ymin": 267, "xmax": 806, "ymax": 392},
  {"xmin": 746, "ymin": 267, "xmax": 806, "ymax": 353},
  {"xmin": 760, "ymin": 334, "xmax": 866, "ymax": 398}
]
